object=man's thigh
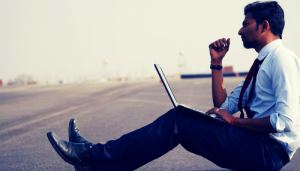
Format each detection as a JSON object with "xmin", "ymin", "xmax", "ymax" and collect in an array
[{"xmin": 174, "ymin": 110, "xmax": 280, "ymax": 171}]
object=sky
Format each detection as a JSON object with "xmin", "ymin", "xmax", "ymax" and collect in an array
[{"xmin": 0, "ymin": 0, "xmax": 299, "ymax": 84}]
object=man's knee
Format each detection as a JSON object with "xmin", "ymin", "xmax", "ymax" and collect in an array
[
  {"xmin": 165, "ymin": 108, "xmax": 187, "ymax": 117},
  {"xmin": 159, "ymin": 108, "xmax": 177, "ymax": 120},
  {"xmin": 163, "ymin": 108, "xmax": 186, "ymax": 122},
  {"xmin": 166, "ymin": 108, "xmax": 177, "ymax": 114}
]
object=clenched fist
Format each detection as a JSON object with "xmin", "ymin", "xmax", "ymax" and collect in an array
[{"xmin": 209, "ymin": 38, "xmax": 230, "ymax": 65}]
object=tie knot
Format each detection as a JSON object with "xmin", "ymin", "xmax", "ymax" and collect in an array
[{"xmin": 255, "ymin": 58, "xmax": 264, "ymax": 65}]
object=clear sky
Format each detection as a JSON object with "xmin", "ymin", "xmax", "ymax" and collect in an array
[{"xmin": 0, "ymin": 0, "xmax": 299, "ymax": 84}]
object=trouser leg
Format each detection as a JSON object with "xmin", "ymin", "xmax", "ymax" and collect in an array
[
  {"xmin": 92, "ymin": 109, "xmax": 180, "ymax": 171},
  {"xmin": 174, "ymin": 110, "xmax": 284, "ymax": 171},
  {"xmin": 92, "ymin": 108, "xmax": 284, "ymax": 171}
]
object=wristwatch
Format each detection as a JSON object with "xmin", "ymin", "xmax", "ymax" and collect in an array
[{"xmin": 210, "ymin": 64, "xmax": 223, "ymax": 70}]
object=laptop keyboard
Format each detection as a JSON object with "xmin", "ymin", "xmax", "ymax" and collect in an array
[{"xmin": 178, "ymin": 104, "xmax": 226, "ymax": 123}]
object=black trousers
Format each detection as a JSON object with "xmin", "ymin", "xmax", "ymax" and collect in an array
[{"xmin": 92, "ymin": 109, "xmax": 285, "ymax": 171}]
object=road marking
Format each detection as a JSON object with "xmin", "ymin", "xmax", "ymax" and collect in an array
[
  {"xmin": 138, "ymin": 91, "xmax": 212, "ymax": 98},
  {"xmin": 119, "ymin": 98, "xmax": 211, "ymax": 112},
  {"xmin": 119, "ymin": 98, "xmax": 171, "ymax": 106},
  {"xmin": 0, "ymin": 104, "xmax": 85, "ymax": 135}
]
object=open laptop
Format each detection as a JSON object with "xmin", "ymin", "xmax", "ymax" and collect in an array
[{"xmin": 154, "ymin": 64, "xmax": 226, "ymax": 124}]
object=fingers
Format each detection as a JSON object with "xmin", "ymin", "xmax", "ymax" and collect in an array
[
  {"xmin": 225, "ymin": 38, "xmax": 230, "ymax": 49},
  {"xmin": 222, "ymin": 38, "xmax": 227, "ymax": 47},
  {"xmin": 215, "ymin": 40, "xmax": 221, "ymax": 48},
  {"xmin": 212, "ymin": 42, "xmax": 217, "ymax": 48},
  {"xmin": 205, "ymin": 107, "xmax": 220, "ymax": 114},
  {"xmin": 216, "ymin": 40, "xmax": 223, "ymax": 51},
  {"xmin": 227, "ymin": 38, "xmax": 230, "ymax": 46},
  {"xmin": 205, "ymin": 109, "xmax": 211, "ymax": 114},
  {"xmin": 210, "ymin": 38, "xmax": 229, "ymax": 52}
]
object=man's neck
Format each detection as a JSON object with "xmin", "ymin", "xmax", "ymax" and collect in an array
[{"xmin": 255, "ymin": 36, "xmax": 280, "ymax": 53}]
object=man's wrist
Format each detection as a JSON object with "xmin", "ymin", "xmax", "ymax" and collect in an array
[
  {"xmin": 210, "ymin": 64, "xmax": 223, "ymax": 70},
  {"xmin": 211, "ymin": 60, "xmax": 222, "ymax": 65},
  {"xmin": 231, "ymin": 117, "xmax": 238, "ymax": 126}
]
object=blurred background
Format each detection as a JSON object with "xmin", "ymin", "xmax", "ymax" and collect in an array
[{"xmin": 0, "ymin": 0, "xmax": 299, "ymax": 86}]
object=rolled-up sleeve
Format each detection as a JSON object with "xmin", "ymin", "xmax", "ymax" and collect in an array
[
  {"xmin": 270, "ymin": 53, "xmax": 299, "ymax": 132},
  {"xmin": 220, "ymin": 82, "xmax": 248, "ymax": 114}
]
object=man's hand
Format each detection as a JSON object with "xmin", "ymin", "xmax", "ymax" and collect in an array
[
  {"xmin": 206, "ymin": 107, "xmax": 233, "ymax": 125},
  {"xmin": 209, "ymin": 38, "xmax": 230, "ymax": 65},
  {"xmin": 206, "ymin": 107, "xmax": 277, "ymax": 133}
]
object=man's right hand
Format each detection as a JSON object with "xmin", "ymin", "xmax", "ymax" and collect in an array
[{"xmin": 209, "ymin": 38, "xmax": 230, "ymax": 65}]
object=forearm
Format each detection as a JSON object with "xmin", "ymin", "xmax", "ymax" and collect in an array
[
  {"xmin": 209, "ymin": 38, "xmax": 230, "ymax": 107},
  {"xmin": 207, "ymin": 108, "xmax": 277, "ymax": 134},
  {"xmin": 211, "ymin": 62, "xmax": 227, "ymax": 107},
  {"xmin": 234, "ymin": 116, "xmax": 277, "ymax": 133}
]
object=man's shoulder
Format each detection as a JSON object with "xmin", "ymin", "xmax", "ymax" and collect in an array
[
  {"xmin": 267, "ymin": 46, "xmax": 300, "ymax": 67},
  {"xmin": 273, "ymin": 46, "xmax": 299, "ymax": 59}
]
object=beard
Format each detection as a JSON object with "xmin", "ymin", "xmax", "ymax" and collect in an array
[
  {"xmin": 242, "ymin": 39, "xmax": 256, "ymax": 49},
  {"xmin": 243, "ymin": 41, "xmax": 255, "ymax": 49}
]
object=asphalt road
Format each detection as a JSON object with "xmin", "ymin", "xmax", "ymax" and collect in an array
[{"xmin": 0, "ymin": 77, "xmax": 299, "ymax": 171}]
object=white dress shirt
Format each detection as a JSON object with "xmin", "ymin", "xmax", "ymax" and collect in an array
[{"xmin": 220, "ymin": 39, "xmax": 300, "ymax": 159}]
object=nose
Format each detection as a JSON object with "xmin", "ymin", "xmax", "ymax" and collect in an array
[{"xmin": 238, "ymin": 27, "xmax": 243, "ymax": 35}]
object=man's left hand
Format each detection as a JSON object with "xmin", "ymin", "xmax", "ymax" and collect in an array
[{"xmin": 206, "ymin": 107, "xmax": 234, "ymax": 125}]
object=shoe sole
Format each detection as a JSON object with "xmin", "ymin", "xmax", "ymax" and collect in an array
[{"xmin": 47, "ymin": 132, "xmax": 86, "ymax": 171}]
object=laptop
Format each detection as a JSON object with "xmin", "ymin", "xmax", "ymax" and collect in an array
[{"xmin": 154, "ymin": 64, "xmax": 226, "ymax": 124}]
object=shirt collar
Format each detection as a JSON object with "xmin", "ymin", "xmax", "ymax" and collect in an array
[{"xmin": 257, "ymin": 39, "xmax": 282, "ymax": 60}]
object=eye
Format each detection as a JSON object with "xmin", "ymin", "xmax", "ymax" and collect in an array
[{"xmin": 242, "ymin": 22, "xmax": 249, "ymax": 27}]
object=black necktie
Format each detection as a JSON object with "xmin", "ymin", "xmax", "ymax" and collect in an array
[{"xmin": 238, "ymin": 58, "xmax": 265, "ymax": 118}]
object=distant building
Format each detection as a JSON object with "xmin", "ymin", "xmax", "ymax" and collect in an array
[
  {"xmin": 14, "ymin": 74, "xmax": 35, "ymax": 86},
  {"xmin": 8, "ymin": 81, "xmax": 14, "ymax": 86},
  {"xmin": 223, "ymin": 66, "xmax": 233, "ymax": 73}
]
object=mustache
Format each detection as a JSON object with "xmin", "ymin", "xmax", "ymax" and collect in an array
[{"xmin": 241, "ymin": 35, "xmax": 246, "ymax": 39}]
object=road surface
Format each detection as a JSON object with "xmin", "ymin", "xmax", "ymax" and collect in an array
[{"xmin": 0, "ymin": 77, "xmax": 299, "ymax": 170}]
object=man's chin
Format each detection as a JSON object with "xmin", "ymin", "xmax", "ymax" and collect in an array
[{"xmin": 243, "ymin": 42, "xmax": 254, "ymax": 49}]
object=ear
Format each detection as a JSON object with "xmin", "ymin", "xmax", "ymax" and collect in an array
[{"xmin": 261, "ymin": 20, "xmax": 270, "ymax": 33}]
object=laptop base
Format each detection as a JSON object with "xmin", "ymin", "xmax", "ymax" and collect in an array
[{"xmin": 177, "ymin": 104, "xmax": 226, "ymax": 124}]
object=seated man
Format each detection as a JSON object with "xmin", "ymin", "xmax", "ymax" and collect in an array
[{"xmin": 47, "ymin": 1, "xmax": 300, "ymax": 171}]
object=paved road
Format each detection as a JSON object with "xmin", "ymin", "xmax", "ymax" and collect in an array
[{"xmin": 0, "ymin": 77, "xmax": 299, "ymax": 170}]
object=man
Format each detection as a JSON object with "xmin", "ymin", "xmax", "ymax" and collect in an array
[{"xmin": 47, "ymin": 1, "xmax": 300, "ymax": 171}]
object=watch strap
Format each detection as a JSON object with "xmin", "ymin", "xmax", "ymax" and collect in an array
[{"xmin": 210, "ymin": 64, "xmax": 223, "ymax": 70}]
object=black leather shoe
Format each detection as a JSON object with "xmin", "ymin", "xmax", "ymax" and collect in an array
[
  {"xmin": 68, "ymin": 119, "xmax": 95, "ymax": 171},
  {"xmin": 47, "ymin": 131, "xmax": 96, "ymax": 171},
  {"xmin": 69, "ymin": 118, "xmax": 93, "ymax": 144}
]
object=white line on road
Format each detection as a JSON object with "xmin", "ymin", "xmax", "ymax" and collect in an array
[
  {"xmin": 119, "ymin": 98, "xmax": 171, "ymax": 106},
  {"xmin": 119, "ymin": 98, "xmax": 210, "ymax": 111},
  {"xmin": 138, "ymin": 91, "xmax": 212, "ymax": 99},
  {"xmin": 0, "ymin": 104, "xmax": 85, "ymax": 135}
]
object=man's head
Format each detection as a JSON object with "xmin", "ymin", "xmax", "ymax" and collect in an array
[{"xmin": 238, "ymin": 1, "xmax": 284, "ymax": 51}]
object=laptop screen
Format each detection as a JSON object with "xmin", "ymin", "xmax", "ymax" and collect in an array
[{"xmin": 154, "ymin": 64, "xmax": 178, "ymax": 108}]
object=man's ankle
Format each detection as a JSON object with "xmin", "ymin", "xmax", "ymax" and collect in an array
[{"xmin": 78, "ymin": 147, "xmax": 94, "ymax": 165}]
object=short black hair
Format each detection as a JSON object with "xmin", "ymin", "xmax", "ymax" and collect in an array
[{"xmin": 244, "ymin": 1, "xmax": 284, "ymax": 39}]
